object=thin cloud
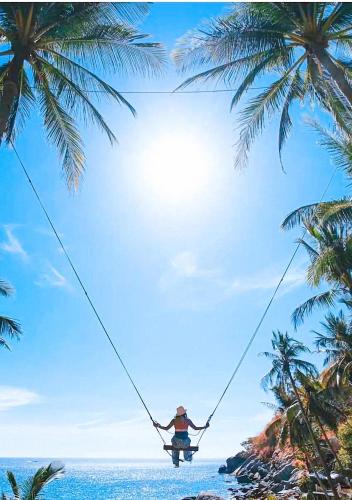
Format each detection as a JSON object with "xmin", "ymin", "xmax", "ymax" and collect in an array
[
  {"xmin": 76, "ymin": 412, "xmax": 146, "ymax": 430},
  {"xmin": 35, "ymin": 264, "xmax": 71, "ymax": 290},
  {"xmin": 0, "ymin": 225, "xmax": 28, "ymax": 261},
  {"xmin": 160, "ymin": 251, "xmax": 217, "ymax": 287},
  {"xmin": 159, "ymin": 251, "xmax": 306, "ymax": 309},
  {"xmin": 0, "ymin": 386, "xmax": 40, "ymax": 411},
  {"xmin": 228, "ymin": 266, "xmax": 306, "ymax": 295}
]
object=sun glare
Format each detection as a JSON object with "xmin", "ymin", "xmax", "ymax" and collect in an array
[{"xmin": 140, "ymin": 132, "xmax": 213, "ymax": 205}]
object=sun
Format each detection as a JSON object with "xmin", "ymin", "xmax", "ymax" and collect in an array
[{"xmin": 139, "ymin": 131, "xmax": 213, "ymax": 205}]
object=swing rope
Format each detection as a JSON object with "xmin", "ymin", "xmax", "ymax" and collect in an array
[
  {"xmin": 10, "ymin": 139, "xmax": 338, "ymax": 458},
  {"xmin": 193, "ymin": 166, "xmax": 338, "ymax": 450},
  {"xmin": 10, "ymin": 139, "xmax": 172, "ymax": 457}
]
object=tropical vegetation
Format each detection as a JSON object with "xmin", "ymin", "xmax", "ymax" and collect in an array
[
  {"xmin": 174, "ymin": 2, "xmax": 352, "ymax": 167},
  {"xmin": 0, "ymin": 2, "xmax": 165, "ymax": 188},
  {"xmin": 2, "ymin": 2, "xmax": 352, "ymax": 498},
  {"xmin": 1, "ymin": 462, "xmax": 64, "ymax": 499},
  {"xmin": 0, "ymin": 278, "xmax": 21, "ymax": 350},
  {"xmin": 260, "ymin": 331, "xmax": 340, "ymax": 498},
  {"xmin": 244, "ymin": 123, "xmax": 352, "ymax": 495}
]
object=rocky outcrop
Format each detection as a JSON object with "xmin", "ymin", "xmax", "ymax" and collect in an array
[
  {"xmin": 220, "ymin": 450, "xmax": 303, "ymax": 498},
  {"xmin": 218, "ymin": 451, "xmax": 248, "ymax": 474},
  {"xmin": 181, "ymin": 494, "xmax": 225, "ymax": 500},
  {"xmin": 221, "ymin": 450, "xmax": 352, "ymax": 498}
]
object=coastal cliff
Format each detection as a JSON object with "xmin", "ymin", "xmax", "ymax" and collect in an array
[
  {"xmin": 217, "ymin": 447, "xmax": 352, "ymax": 499},
  {"xmin": 218, "ymin": 449, "xmax": 304, "ymax": 498}
]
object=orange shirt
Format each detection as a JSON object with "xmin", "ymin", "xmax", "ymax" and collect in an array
[{"xmin": 174, "ymin": 417, "xmax": 191, "ymax": 432}]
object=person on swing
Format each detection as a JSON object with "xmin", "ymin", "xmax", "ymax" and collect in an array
[{"xmin": 153, "ymin": 406, "xmax": 209, "ymax": 467}]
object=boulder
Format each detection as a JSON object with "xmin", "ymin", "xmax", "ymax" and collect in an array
[
  {"xmin": 218, "ymin": 465, "xmax": 227, "ymax": 474},
  {"xmin": 236, "ymin": 474, "xmax": 252, "ymax": 484},
  {"xmin": 224, "ymin": 451, "xmax": 248, "ymax": 474},
  {"xmin": 242, "ymin": 458, "xmax": 262, "ymax": 475},
  {"xmin": 330, "ymin": 471, "xmax": 351, "ymax": 486},
  {"xmin": 270, "ymin": 483, "xmax": 284, "ymax": 493},
  {"xmin": 196, "ymin": 494, "xmax": 225, "ymax": 500},
  {"xmin": 257, "ymin": 465, "xmax": 270, "ymax": 478},
  {"xmin": 272, "ymin": 464, "xmax": 295, "ymax": 483}
]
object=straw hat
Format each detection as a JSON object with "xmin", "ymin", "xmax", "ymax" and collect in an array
[{"xmin": 176, "ymin": 406, "xmax": 187, "ymax": 416}]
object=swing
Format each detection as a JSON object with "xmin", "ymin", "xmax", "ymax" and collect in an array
[{"xmin": 163, "ymin": 444, "xmax": 199, "ymax": 452}]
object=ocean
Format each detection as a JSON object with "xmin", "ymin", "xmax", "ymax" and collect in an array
[{"xmin": 0, "ymin": 459, "xmax": 237, "ymax": 499}]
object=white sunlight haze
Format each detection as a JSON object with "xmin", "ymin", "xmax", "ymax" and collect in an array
[{"xmin": 139, "ymin": 130, "xmax": 214, "ymax": 206}]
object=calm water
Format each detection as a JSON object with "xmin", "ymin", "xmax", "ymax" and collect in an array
[{"xmin": 0, "ymin": 458, "xmax": 238, "ymax": 499}]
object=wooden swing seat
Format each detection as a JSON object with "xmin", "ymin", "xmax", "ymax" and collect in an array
[{"xmin": 163, "ymin": 444, "xmax": 199, "ymax": 452}]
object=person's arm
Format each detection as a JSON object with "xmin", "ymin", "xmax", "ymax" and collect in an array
[
  {"xmin": 153, "ymin": 419, "xmax": 174, "ymax": 431},
  {"xmin": 188, "ymin": 419, "xmax": 210, "ymax": 431}
]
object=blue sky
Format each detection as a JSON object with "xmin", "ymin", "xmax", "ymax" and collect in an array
[{"xmin": 0, "ymin": 2, "xmax": 347, "ymax": 459}]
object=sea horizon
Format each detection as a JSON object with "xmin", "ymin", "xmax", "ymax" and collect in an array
[{"xmin": 0, "ymin": 457, "xmax": 235, "ymax": 499}]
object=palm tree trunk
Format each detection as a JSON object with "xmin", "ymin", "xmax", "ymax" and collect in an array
[
  {"xmin": 287, "ymin": 371, "xmax": 340, "ymax": 499},
  {"xmin": 0, "ymin": 55, "xmax": 22, "ymax": 140},
  {"xmin": 313, "ymin": 46, "xmax": 352, "ymax": 107},
  {"xmin": 315, "ymin": 414, "xmax": 345, "ymax": 471},
  {"xmin": 303, "ymin": 447, "xmax": 331, "ymax": 499}
]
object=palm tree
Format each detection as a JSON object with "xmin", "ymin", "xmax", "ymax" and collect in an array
[
  {"xmin": 0, "ymin": 278, "xmax": 21, "ymax": 349},
  {"xmin": 0, "ymin": 3, "xmax": 165, "ymax": 188},
  {"xmin": 314, "ymin": 311, "xmax": 352, "ymax": 387},
  {"xmin": 281, "ymin": 117, "xmax": 352, "ymax": 231},
  {"xmin": 1, "ymin": 462, "xmax": 64, "ymax": 499},
  {"xmin": 173, "ymin": 2, "xmax": 352, "ymax": 167},
  {"xmin": 264, "ymin": 386, "xmax": 333, "ymax": 494},
  {"xmin": 288, "ymin": 223, "xmax": 352, "ymax": 327},
  {"xmin": 261, "ymin": 330, "xmax": 340, "ymax": 499},
  {"xmin": 264, "ymin": 385, "xmax": 307, "ymax": 450}
]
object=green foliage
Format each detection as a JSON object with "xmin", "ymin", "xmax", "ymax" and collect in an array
[
  {"xmin": 285, "ymin": 221, "xmax": 352, "ymax": 326},
  {"xmin": 0, "ymin": 3, "xmax": 165, "ymax": 188},
  {"xmin": 1, "ymin": 462, "xmax": 64, "ymax": 500},
  {"xmin": 173, "ymin": 2, "xmax": 352, "ymax": 167},
  {"xmin": 337, "ymin": 416, "xmax": 352, "ymax": 469},
  {"xmin": 313, "ymin": 312, "xmax": 352, "ymax": 387},
  {"xmin": 0, "ymin": 277, "xmax": 21, "ymax": 350},
  {"xmin": 298, "ymin": 473, "xmax": 315, "ymax": 494},
  {"xmin": 260, "ymin": 331, "xmax": 317, "ymax": 393}
]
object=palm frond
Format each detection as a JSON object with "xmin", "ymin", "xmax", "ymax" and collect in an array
[
  {"xmin": 306, "ymin": 246, "xmax": 339, "ymax": 287},
  {"xmin": 173, "ymin": 8, "xmax": 287, "ymax": 74},
  {"xmin": 282, "ymin": 203, "xmax": 321, "ymax": 230},
  {"xmin": 278, "ymin": 67, "xmax": 305, "ymax": 167},
  {"xmin": 5, "ymin": 67, "xmax": 35, "ymax": 143},
  {"xmin": 32, "ymin": 64, "xmax": 85, "ymax": 189},
  {"xmin": 173, "ymin": 1, "xmax": 352, "ymax": 165},
  {"xmin": 42, "ymin": 25, "xmax": 165, "ymax": 78},
  {"xmin": 34, "ymin": 3, "xmax": 151, "ymax": 42},
  {"xmin": 294, "ymin": 360, "xmax": 319, "ymax": 378},
  {"xmin": 235, "ymin": 54, "xmax": 306, "ymax": 169},
  {"xmin": 320, "ymin": 199, "xmax": 352, "ymax": 226},
  {"xmin": 0, "ymin": 279, "xmax": 13, "ymax": 297},
  {"xmin": 39, "ymin": 48, "xmax": 136, "ymax": 116},
  {"xmin": 292, "ymin": 289, "xmax": 339, "ymax": 328},
  {"xmin": 296, "ymin": 238, "xmax": 319, "ymax": 263},
  {"xmin": 307, "ymin": 117, "xmax": 352, "ymax": 177},
  {"xmin": 22, "ymin": 462, "xmax": 64, "ymax": 500},
  {"xmin": 35, "ymin": 55, "xmax": 116, "ymax": 144},
  {"xmin": 0, "ymin": 315, "xmax": 21, "ymax": 340},
  {"xmin": 6, "ymin": 471, "xmax": 20, "ymax": 499}
]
